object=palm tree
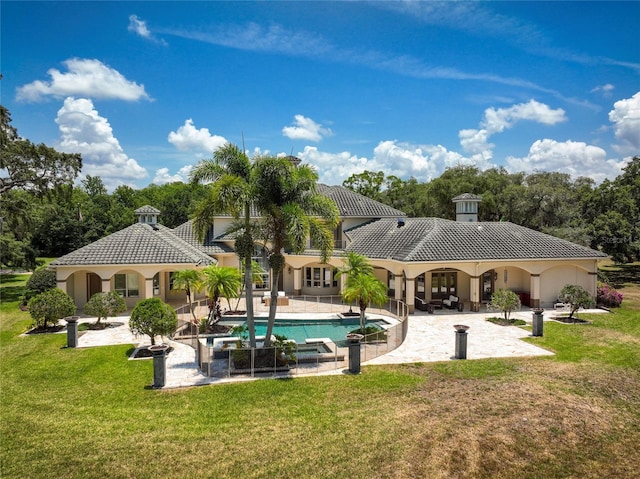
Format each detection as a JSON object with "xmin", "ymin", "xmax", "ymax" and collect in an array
[
  {"xmin": 341, "ymin": 273, "xmax": 388, "ymax": 330},
  {"xmin": 252, "ymin": 156, "xmax": 339, "ymax": 347},
  {"xmin": 201, "ymin": 265, "xmax": 242, "ymax": 326},
  {"xmin": 190, "ymin": 143, "xmax": 260, "ymax": 346},
  {"xmin": 335, "ymin": 251, "xmax": 374, "ymax": 313},
  {"xmin": 170, "ymin": 269, "xmax": 202, "ymax": 325}
]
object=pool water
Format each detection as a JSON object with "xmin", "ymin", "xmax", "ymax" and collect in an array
[{"xmin": 241, "ymin": 318, "xmax": 385, "ymax": 346}]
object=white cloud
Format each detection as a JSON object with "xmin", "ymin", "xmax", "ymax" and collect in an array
[
  {"xmin": 282, "ymin": 115, "xmax": 333, "ymax": 142},
  {"xmin": 591, "ymin": 83, "xmax": 615, "ymax": 96},
  {"xmin": 167, "ymin": 119, "xmax": 227, "ymax": 154},
  {"xmin": 296, "ymin": 140, "xmax": 494, "ymax": 186},
  {"xmin": 609, "ymin": 91, "xmax": 640, "ymax": 154},
  {"xmin": 55, "ymin": 97, "xmax": 148, "ymax": 188},
  {"xmin": 128, "ymin": 14, "xmax": 167, "ymax": 45},
  {"xmin": 152, "ymin": 165, "xmax": 193, "ymax": 185},
  {"xmin": 460, "ymin": 99, "xmax": 566, "ymax": 154},
  {"xmin": 506, "ymin": 139, "xmax": 624, "ymax": 183},
  {"xmin": 16, "ymin": 58, "xmax": 150, "ymax": 102}
]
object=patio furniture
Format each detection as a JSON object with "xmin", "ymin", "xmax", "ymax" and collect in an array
[
  {"xmin": 415, "ymin": 297, "xmax": 430, "ymax": 311},
  {"xmin": 442, "ymin": 295, "xmax": 464, "ymax": 311}
]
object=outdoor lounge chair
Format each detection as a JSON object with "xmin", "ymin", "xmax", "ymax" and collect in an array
[
  {"xmin": 415, "ymin": 297, "xmax": 430, "ymax": 311},
  {"xmin": 442, "ymin": 295, "xmax": 464, "ymax": 311}
]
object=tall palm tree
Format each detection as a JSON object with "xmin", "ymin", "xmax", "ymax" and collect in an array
[
  {"xmin": 252, "ymin": 156, "xmax": 339, "ymax": 347},
  {"xmin": 201, "ymin": 265, "xmax": 242, "ymax": 325},
  {"xmin": 190, "ymin": 143, "xmax": 260, "ymax": 346},
  {"xmin": 341, "ymin": 273, "xmax": 388, "ymax": 330},
  {"xmin": 171, "ymin": 268, "xmax": 202, "ymax": 324}
]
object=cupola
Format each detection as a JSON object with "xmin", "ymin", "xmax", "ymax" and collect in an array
[
  {"xmin": 134, "ymin": 205, "xmax": 160, "ymax": 225},
  {"xmin": 452, "ymin": 194, "xmax": 482, "ymax": 222}
]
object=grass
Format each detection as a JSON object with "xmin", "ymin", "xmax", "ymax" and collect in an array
[{"xmin": 2, "ymin": 268, "xmax": 640, "ymax": 478}]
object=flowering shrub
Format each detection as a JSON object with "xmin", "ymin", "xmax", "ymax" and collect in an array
[{"xmin": 597, "ymin": 282, "xmax": 623, "ymax": 308}]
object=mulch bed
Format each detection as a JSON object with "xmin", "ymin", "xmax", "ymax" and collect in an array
[
  {"xmin": 130, "ymin": 346, "xmax": 174, "ymax": 359},
  {"xmin": 551, "ymin": 316, "xmax": 590, "ymax": 324},
  {"xmin": 25, "ymin": 325, "xmax": 65, "ymax": 334},
  {"xmin": 486, "ymin": 317, "xmax": 527, "ymax": 326}
]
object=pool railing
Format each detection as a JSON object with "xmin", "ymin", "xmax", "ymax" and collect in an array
[{"xmin": 173, "ymin": 295, "xmax": 409, "ymax": 378}]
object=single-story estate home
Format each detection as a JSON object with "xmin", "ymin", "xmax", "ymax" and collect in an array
[{"xmin": 51, "ymin": 189, "xmax": 607, "ymax": 313}]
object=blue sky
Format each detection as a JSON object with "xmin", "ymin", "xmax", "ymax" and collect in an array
[{"xmin": 3, "ymin": 1, "xmax": 639, "ymax": 190}]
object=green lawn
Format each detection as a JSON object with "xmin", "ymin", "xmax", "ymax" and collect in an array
[{"xmin": 2, "ymin": 271, "xmax": 639, "ymax": 479}]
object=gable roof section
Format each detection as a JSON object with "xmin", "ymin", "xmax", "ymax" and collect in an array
[
  {"xmin": 344, "ymin": 218, "xmax": 607, "ymax": 262},
  {"xmin": 316, "ymin": 184, "xmax": 405, "ymax": 218},
  {"xmin": 172, "ymin": 221, "xmax": 235, "ymax": 255},
  {"xmin": 51, "ymin": 223, "xmax": 216, "ymax": 266}
]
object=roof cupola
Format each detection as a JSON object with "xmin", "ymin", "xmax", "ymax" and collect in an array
[
  {"xmin": 134, "ymin": 205, "xmax": 160, "ymax": 225},
  {"xmin": 452, "ymin": 193, "xmax": 482, "ymax": 222}
]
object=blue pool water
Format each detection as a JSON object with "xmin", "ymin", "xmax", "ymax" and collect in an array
[{"xmin": 239, "ymin": 318, "xmax": 386, "ymax": 346}]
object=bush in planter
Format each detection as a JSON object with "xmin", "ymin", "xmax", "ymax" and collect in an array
[
  {"xmin": 83, "ymin": 291, "xmax": 127, "ymax": 327},
  {"xmin": 558, "ymin": 284, "xmax": 595, "ymax": 319},
  {"xmin": 489, "ymin": 289, "xmax": 521, "ymax": 323},
  {"xmin": 129, "ymin": 298, "xmax": 177, "ymax": 346},
  {"xmin": 28, "ymin": 288, "xmax": 76, "ymax": 330}
]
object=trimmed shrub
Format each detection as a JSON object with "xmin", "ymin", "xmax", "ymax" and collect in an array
[
  {"xmin": 129, "ymin": 298, "xmax": 177, "ymax": 346},
  {"xmin": 597, "ymin": 282, "xmax": 623, "ymax": 308},
  {"xmin": 28, "ymin": 288, "xmax": 76, "ymax": 329}
]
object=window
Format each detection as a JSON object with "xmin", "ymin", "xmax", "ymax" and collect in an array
[
  {"xmin": 305, "ymin": 267, "xmax": 338, "ymax": 288},
  {"xmin": 114, "ymin": 273, "xmax": 139, "ymax": 297},
  {"xmin": 431, "ymin": 271, "xmax": 457, "ymax": 299},
  {"xmin": 153, "ymin": 273, "xmax": 160, "ymax": 296}
]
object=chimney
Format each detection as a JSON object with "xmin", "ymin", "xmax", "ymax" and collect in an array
[{"xmin": 452, "ymin": 194, "xmax": 482, "ymax": 222}]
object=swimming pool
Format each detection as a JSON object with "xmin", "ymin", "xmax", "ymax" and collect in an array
[{"xmin": 239, "ymin": 317, "xmax": 387, "ymax": 346}]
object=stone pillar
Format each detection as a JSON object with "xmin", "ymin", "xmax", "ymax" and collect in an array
[
  {"xmin": 454, "ymin": 325, "xmax": 469, "ymax": 359},
  {"xmin": 346, "ymin": 334, "xmax": 363, "ymax": 374},
  {"xmin": 150, "ymin": 344, "xmax": 169, "ymax": 388},
  {"xmin": 532, "ymin": 309, "xmax": 544, "ymax": 337},
  {"xmin": 66, "ymin": 316, "xmax": 80, "ymax": 348},
  {"xmin": 530, "ymin": 274, "xmax": 541, "ymax": 308},
  {"xmin": 101, "ymin": 278, "xmax": 111, "ymax": 293},
  {"xmin": 56, "ymin": 279, "xmax": 68, "ymax": 294}
]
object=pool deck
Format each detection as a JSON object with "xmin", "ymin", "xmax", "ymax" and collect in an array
[{"xmin": 65, "ymin": 305, "xmax": 606, "ymax": 388}]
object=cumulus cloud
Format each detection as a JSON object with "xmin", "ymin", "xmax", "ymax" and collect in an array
[
  {"xmin": 506, "ymin": 139, "xmax": 624, "ymax": 182},
  {"xmin": 55, "ymin": 97, "xmax": 148, "ymax": 187},
  {"xmin": 460, "ymin": 99, "xmax": 566, "ymax": 154},
  {"xmin": 591, "ymin": 83, "xmax": 615, "ymax": 96},
  {"xmin": 128, "ymin": 14, "xmax": 167, "ymax": 45},
  {"xmin": 168, "ymin": 119, "xmax": 227, "ymax": 154},
  {"xmin": 152, "ymin": 165, "xmax": 193, "ymax": 185},
  {"xmin": 296, "ymin": 140, "xmax": 494, "ymax": 186},
  {"xmin": 16, "ymin": 58, "xmax": 150, "ymax": 102},
  {"xmin": 282, "ymin": 115, "xmax": 333, "ymax": 142},
  {"xmin": 609, "ymin": 91, "xmax": 640, "ymax": 154}
]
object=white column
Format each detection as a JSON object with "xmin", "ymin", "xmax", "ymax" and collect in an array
[
  {"xmin": 101, "ymin": 278, "xmax": 111, "ymax": 293},
  {"xmin": 394, "ymin": 274, "xmax": 403, "ymax": 301},
  {"xmin": 530, "ymin": 274, "xmax": 541, "ymax": 308},
  {"xmin": 405, "ymin": 277, "xmax": 416, "ymax": 313},
  {"xmin": 294, "ymin": 268, "xmax": 302, "ymax": 295},
  {"xmin": 470, "ymin": 276, "xmax": 480, "ymax": 312},
  {"xmin": 145, "ymin": 278, "xmax": 154, "ymax": 299}
]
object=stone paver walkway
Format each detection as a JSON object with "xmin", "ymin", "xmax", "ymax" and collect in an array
[{"xmin": 65, "ymin": 308, "xmax": 605, "ymax": 388}]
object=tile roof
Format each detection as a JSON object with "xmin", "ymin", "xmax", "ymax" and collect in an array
[
  {"xmin": 316, "ymin": 184, "xmax": 406, "ymax": 217},
  {"xmin": 344, "ymin": 218, "xmax": 607, "ymax": 262},
  {"xmin": 134, "ymin": 205, "xmax": 161, "ymax": 214},
  {"xmin": 51, "ymin": 223, "xmax": 216, "ymax": 266},
  {"xmin": 172, "ymin": 221, "xmax": 235, "ymax": 255}
]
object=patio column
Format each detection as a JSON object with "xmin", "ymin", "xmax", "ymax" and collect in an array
[
  {"xmin": 101, "ymin": 277, "xmax": 111, "ymax": 293},
  {"xmin": 56, "ymin": 278, "xmax": 67, "ymax": 294},
  {"xmin": 293, "ymin": 268, "xmax": 302, "ymax": 296},
  {"xmin": 145, "ymin": 277, "xmax": 154, "ymax": 299},
  {"xmin": 588, "ymin": 271, "xmax": 598, "ymax": 297},
  {"xmin": 530, "ymin": 274, "xmax": 541, "ymax": 308},
  {"xmin": 394, "ymin": 274, "xmax": 403, "ymax": 302},
  {"xmin": 405, "ymin": 277, "xmax": 416, "ymax": 314},
  {"xmin": 469, "ymin": 275, "xmax": 480, "ymax": 312}
]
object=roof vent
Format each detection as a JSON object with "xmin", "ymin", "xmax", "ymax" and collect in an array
[{"xmin": 397, "ymin": 218, "xmax": 405, "ymax": 228}]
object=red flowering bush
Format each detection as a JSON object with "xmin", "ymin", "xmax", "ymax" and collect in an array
[{"xmin": 597, "ymin": 282, "xmax": 623, "ymax": 308}]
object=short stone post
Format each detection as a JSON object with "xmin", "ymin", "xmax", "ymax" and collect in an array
[
  {"xmin": 454, "ymin": 325, "xmax": 469, "ymax": 359},
  {"xmin": 346, "ymin": 333, "xmax": 364, "ymax": 374},
  {"xmin": 65, "ymin": 316, "xmax": 80, "ymax": 348},
  {"xmin": 150, "ymin": 344, "xmax": 169, "ymax": 388},
  {"xmin": 532, "ymin": 309, "xmax": 544, "ymax": 337}
]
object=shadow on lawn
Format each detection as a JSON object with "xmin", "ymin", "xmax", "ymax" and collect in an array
[
  {"xmin": 601, "ymin": 264, "xmax": 640, "ymax": 288},
  {"xmin": 0, "ymin": 284, "xmax": 26, "ymax": 304}
]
